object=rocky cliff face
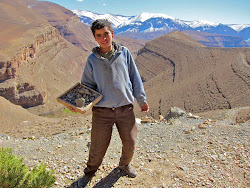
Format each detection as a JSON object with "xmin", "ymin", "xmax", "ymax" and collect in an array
[
  {"xmin": 135, "ymin": 31, "xmax": 250, "ymax": 118},
  {"xmin": 0, "ymin": 28, "xmax": 60, "ymax": 107},
  {"xmin": 0, "ymin": 80, "xmax": 46, "ymax": 108},
  {"xmin": 0, "ymin": 0, "xmax": 88, "ymax": 111},
  {"xmin": 0, "ymin": 28, "xmax": 59, "ymax": 82}
]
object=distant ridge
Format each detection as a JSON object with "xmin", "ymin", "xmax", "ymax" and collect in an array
[{"xmin": 73, "ymin": 10, "xmax": 250, "ymax": 47}]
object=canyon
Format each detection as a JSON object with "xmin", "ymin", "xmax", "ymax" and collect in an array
[{"xmin": 135, "ymin": 31, "xmax": 250, "ymax": 118}]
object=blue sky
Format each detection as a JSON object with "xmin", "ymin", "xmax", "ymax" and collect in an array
[{"xmin": 38, "ymin": 0, "xmax": 250, "ymax": 24}]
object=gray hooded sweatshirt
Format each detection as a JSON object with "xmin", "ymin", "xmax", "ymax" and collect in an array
[{"xmin": 81, "ymin": 42, "xmax": 147, "ymax": 108}]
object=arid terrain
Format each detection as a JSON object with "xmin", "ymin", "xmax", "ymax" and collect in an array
[
  {"xmin": 0, "ymin": 97, "xmax": 249, "ymax": 187},
  {"xmin": 0, "ymin": 0, "xmax": 249, "ymax": 187},
  {"xmin": 135, "ymin": 31, "xmax": 250, "ymax": 118}
]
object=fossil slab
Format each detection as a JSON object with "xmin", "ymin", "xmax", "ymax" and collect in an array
[{"xmin": 57, "ymin": 83, "xmax": 102, "ymax": 114}]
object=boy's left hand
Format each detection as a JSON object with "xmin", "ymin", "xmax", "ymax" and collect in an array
[{"xmin": 140, "ymin": 103, "xmax": 149, "ymax": 112}]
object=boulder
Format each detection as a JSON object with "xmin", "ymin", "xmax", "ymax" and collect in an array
[{"xmin": 165, "ymin": 106, "xmax": 187, "ymax": 120}]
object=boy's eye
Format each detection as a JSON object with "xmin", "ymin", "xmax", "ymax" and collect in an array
[{"xmin": 95, "ymin": 32, "xmax": 110, "ymax": 38}]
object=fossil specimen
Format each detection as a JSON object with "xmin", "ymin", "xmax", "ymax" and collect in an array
[{"xmin": 58, "ymin": 84, "xmax": 101, "ymax": 108}]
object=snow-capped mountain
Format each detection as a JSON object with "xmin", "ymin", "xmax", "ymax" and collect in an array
[
  {"xmin": 73, "ymin": 10, "xmax": 130, "ymax": 27},
  {"xmin": 72, "ymin": 10, "xmax": 250, "ymax": 46}
]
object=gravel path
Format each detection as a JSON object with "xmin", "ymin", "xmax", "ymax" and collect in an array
[{"xmin": 0, "ymin": 110, "xmax": 249, "ymax": 188}]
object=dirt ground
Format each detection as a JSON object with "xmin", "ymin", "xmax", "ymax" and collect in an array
[{"xmin": 0, "ymin": 96, "xmax": 249, "ymax": 187}]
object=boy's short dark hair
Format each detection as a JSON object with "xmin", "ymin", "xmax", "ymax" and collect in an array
[{"xmin": 91, "ymin": 19, "xmax": 113, "ymax": 36}]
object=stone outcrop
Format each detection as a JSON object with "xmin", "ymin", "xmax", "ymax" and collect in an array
[
  {"xmin": 0, "ymin": 80, "xmax": 46, "ymax": 107},
  {"xmin": 0, "ymin": 62, "xmax": 17, "ymax": 81},
  {"xmin": 165, "ymin": 106, "xmax": 188, "ymax": 120}
]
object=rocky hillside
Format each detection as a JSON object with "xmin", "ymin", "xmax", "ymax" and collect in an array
[
  {"xmin": 0, "ymin": 0, "xmax": 89, "ymax": 115},
  {"xmin": 28, "ymin": 1, "xmax": 96, "ymax": 52},
  {"xmin": 0, "ymin": 0, "xmax": 145, "ymax": 115},
  {"xmin": 135, "ymin": 31, "xmax": 250, "ymax": 118}
]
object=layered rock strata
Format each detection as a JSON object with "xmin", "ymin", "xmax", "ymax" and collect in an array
[
  {"xmin": 135, "ymin": 31, "xmax": 250, "ymax": 118},
  {"xmin": 0, "ymin": 0, "xmax": 87, "ymax": 110},
  {"xmin": 0, "ymin": 28, "xmax": 60, "ymax": 107}
]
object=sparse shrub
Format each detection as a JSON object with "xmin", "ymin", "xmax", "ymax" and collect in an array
[
  {"xmin": 0, "ymin": 147, "xmax": 55, "ymax": 188},
  {"xmin": 62, "ymin": 108, "xmax": 78, "ymax": 115}
]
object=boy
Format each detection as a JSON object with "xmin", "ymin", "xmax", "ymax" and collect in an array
[{"xmin": 77, "ymin": 19, "xmax": 149, "ymax": 187}]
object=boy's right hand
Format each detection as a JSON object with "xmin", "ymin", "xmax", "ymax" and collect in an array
[{"xmin": 140, "ymin": 103, "xmax": 149, "ymax": 113}]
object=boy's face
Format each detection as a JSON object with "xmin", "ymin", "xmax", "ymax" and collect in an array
[{"xmin": 94, "ymin": 26, "xmax": 114, "ymax": 53}]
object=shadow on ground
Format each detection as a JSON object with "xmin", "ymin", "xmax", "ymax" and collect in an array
[{"xmin": 67, "ymin": 167, "xmax": 125, "ymax": 188}]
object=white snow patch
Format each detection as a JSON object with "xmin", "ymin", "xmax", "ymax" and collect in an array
[
  {"xmin": 72, "ymin": 9, "xmax": 130, "ymax": 27},
  {"xmin": 132, "ymin": 12, "xmax": 174, "ymax": 22},
  {"xmin": 185, "ymin": 20, "xmax": 219, "ymax": 28},
  {"xmin": 229, "ymin": 24, "xmax": 250, "ymax": 32}
]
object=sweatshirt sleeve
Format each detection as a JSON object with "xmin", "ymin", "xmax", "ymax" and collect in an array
[
  {"xmin": 127, "ymin": 48, "xmax": 148, "ymax": 107},
  {"xmin": 81, "ymin": 57, "xmax": 97, "ymax": 91}
]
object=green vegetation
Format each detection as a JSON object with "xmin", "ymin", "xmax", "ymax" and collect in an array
[
  {"xmin": 41, "ymin": 107, "xmax": 79, "ymax": 118},
  {"xmin": 0, "ymin": 147, "xmax": 55, "ymax": 188},
  {"xmin": 62, "ymin": 107, "xmax": 78, "ymax": 115}
]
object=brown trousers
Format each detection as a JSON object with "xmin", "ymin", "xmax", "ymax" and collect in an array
[{"xmin": 84, "ymin": 104, "xmax": 137, "ymax": 175}]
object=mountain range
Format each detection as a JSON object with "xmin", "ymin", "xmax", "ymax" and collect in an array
[{"xmin": 73, "ymin": 10, "xmax": 250, "ymax": 47}]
